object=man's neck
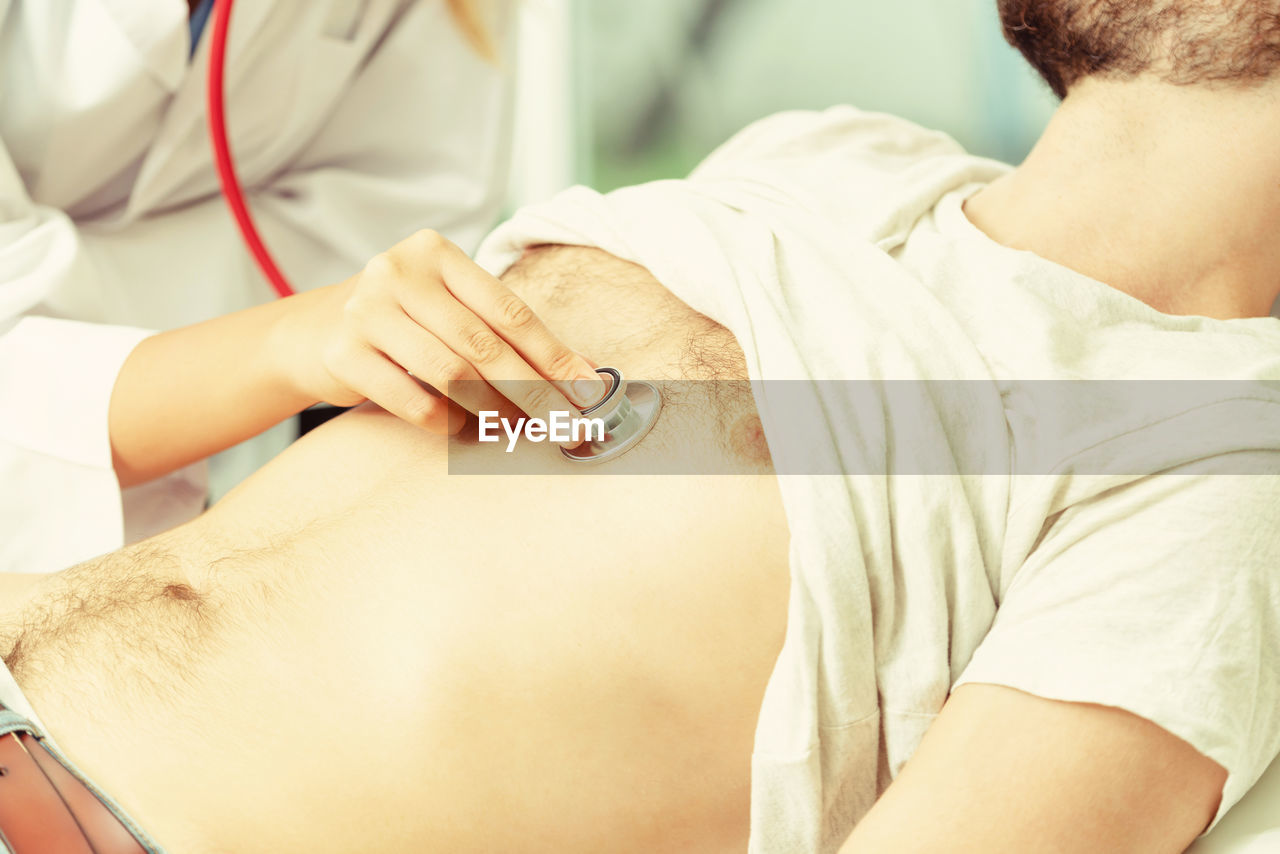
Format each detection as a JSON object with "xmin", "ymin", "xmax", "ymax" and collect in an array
[{"xmin": 964, "ymin": 76, "xmax": 1280, "ymax": 319}]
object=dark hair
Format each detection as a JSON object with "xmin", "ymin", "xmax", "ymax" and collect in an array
[{"xmin": 997, "ymin": 0, "xmax": 1280, "ymax": 98}]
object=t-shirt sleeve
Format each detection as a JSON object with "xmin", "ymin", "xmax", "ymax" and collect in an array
[
  {"xmin": 955, "ymin": 457, "xmax": 1280, "ymax": 833},
  {"xmin": 474, "ymin": 105, "xmax": 1006, "ymax": 322}
]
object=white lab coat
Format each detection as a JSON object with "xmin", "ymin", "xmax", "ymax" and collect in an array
[{"xmin": 0, "ymin": 0, "xmax": 516, "ymax": 573}]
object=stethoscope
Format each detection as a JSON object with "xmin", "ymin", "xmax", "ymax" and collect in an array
[
  {"xmin": 206, "ymin": 0, "xmax": 293, "ymax": 299},
  {"xmin": 561, "ymin": 368, "xmax": 663, "ymax": 464},
  {"xmin": 205, "ymin": 0, "xmax": 662, "ymax": 462}
]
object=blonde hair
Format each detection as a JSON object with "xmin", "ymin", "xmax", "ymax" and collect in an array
[{"xmin": 446, "ymin": 0, "xmax": 497, "ymax": 60}]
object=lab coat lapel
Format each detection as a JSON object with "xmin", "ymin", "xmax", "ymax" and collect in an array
[
  {"xmin": 93, "ymin": 0, "xmax": 188, "ymax": 91},
  {"xmin": 125, "ymin": 1, "xmax": 276, "ymax": 216},
  {"xmin": 123, "ymin": 2, "xmax": 376, "ymax": 218},
  {"xmin": 19, "ymin": 0, "xmax": 187, "ymax": 208}
]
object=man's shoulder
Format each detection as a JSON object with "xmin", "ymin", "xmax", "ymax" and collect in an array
[{"xmin": 686, "ymin": 106, "xmax": 1010, "ymax": 244}]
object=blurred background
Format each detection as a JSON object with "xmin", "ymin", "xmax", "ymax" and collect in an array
[{"xmin": 507, "ymin": 0, "xmax": 1060, "ymax": 210}]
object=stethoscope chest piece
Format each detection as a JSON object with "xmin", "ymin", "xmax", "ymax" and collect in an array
[{"xmin": 561, "ymin": 368, "xmax": 662, "ymax": 464}]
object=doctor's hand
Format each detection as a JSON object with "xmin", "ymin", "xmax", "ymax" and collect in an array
[{"xmin": 278, "ymin": 229, "xmax": 608, "ymax": 435}]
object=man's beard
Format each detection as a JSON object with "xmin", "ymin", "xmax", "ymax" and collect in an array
[{"xmin": 997, "ymin": 0, "xmax": 1280, "ymax": 98}]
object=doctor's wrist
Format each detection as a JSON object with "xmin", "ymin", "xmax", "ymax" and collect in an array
[{"xmin": 266, "ymin": 279, "xmax": 356, "ymax": 409}]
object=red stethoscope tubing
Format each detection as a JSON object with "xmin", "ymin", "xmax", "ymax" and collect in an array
[{"xmin": 206, "ymin": 0, "xmax": 295, "ymax": 299}]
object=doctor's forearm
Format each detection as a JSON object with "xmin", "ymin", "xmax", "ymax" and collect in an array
[{"xmin": 107, "ymin": 292, "xmax": 318, "ymax": 488}]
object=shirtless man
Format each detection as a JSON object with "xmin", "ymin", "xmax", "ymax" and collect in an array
[
  {"xmin": 1, "ymin": 243, "xmax": 794, "ymax": 854},
  {"xmin": 4, "ymin": 1, "xmax": 1280, "ymax": 853}
]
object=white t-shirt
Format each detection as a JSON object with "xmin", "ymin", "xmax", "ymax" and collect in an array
[{"xmin": 477, "ymin": 106, "xmax": 1280, "ymax": 854}]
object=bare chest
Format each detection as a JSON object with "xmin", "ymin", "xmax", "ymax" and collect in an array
[{"xmin": 502, "ymin": 246, "xmax": 747, "ymax": 383}]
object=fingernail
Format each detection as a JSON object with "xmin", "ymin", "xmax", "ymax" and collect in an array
[{"xmin": 571, "ymin": 376, "xmax": 608, "ymax": 408}]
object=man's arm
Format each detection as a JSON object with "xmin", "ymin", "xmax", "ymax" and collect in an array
[{"xmin": 841, "ymin": 684, "xmax": 1226, "ymax": 853}]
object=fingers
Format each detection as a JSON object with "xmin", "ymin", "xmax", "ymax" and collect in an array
[
  {"xmin": 329, "ymin": 342, "xmax": 468, "ymax": 435},
  {"xmin": 368, "ymin": 310, "xmax": 514, "ymax": 420},
  {"xmin": 347, "ymin": 230, "xmax": 609, "ymax": 440},
  {"xmin": 422, "ymin": 237, "xmax": 608, "ymax": 407},
  {"xmin": 393, "ymin": 284, "xmax": 590, "ymax": 426}
]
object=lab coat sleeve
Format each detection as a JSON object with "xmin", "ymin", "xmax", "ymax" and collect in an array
[
  {"xmin": 0, "ymin": 2, "xmax": 515, "ymax": 573},
  {"xmin": 81, "ymin": 0, "xmax": 517, "ymax": 317},
  {"xmin": 0, "ymin": 134, "xmax": 155, "ymax": 574}
]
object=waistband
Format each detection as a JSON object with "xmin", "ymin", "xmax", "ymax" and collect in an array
[{"xmin": 0, "ymin": 706, "xmax": 167, "ymax": 854}]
